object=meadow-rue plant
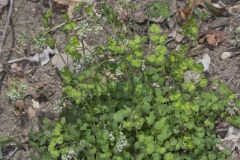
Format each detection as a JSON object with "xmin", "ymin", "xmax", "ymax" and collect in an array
[{"xmin": 29, "ymin": 22, "xmax": 240, "ymax": 160}]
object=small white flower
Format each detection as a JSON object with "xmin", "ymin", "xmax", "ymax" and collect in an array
[
  {"xmin": 94, "ymin": 25, "xmax": 103, "ymax": 34},
  {"xmin": 115, "ymin": 132, "xmax": 128, "ymax": 153},
  {"xmin": 116, "ymin": 68, "xmax": 123, "ymax": 76},
  {"xmin": 141, "ymin": 60, "xmax": 146, "ymax": 71},
  {"xmin": 123, "ymin": 39, "xmax": 129, "ymax": 45},
  {"xmin": 108, "ymin": 132, "xmax": 115, "ymax": 141}
]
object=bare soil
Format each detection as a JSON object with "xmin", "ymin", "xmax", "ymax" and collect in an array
[{"xmin": 0, "ymin": 0, "xmax": 62, "ymax": 159}]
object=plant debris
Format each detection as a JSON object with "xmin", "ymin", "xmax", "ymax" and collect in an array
[
  {"xmin": 197, "ymin": 54, "xmax": 211, "ymax": 71},
  {"xmin": 199, "ymin": 30, "xmax": 225, "ymax": 46}
]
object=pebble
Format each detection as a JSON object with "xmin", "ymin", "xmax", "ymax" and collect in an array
[{"xmin": 221, "ymin": 52, "xmax": 232, "ymax": 60}]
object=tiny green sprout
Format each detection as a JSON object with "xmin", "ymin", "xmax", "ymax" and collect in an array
[
  {"xmin": 146, "ymin": 54, "xmax": 156, "ymax": 63},
  {"xmin": 181, "ymin": 17, "xmax": 199, "ymax": 40},
  {"xmin": 42, "ymin": 8, "xmax": 54, "ymax": 28},
  {"xmin": 131, "ymin": 59, "xmax": 142, "ymax": 68},
  {"xmin": 7, "ymin": 80, "xmax": 28, "ymax": 101},
  {"xmin": 149, "ymin": 24, "xmax": 161, "ymax": 34},
  {"xmin": 146, "ymin": 1, "xmax": 171, "ymax": 19}
]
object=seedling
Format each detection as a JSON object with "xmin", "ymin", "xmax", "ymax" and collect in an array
[{"xmin": 7, "ymin": 80, "xmax": 28, "ymax": 102}]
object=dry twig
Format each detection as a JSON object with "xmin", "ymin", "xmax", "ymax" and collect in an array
[
  {"xmin": 0, "ymin": 0, "xmax": 13, "ymax": 57},
  {"xmin": 6, "ymin": 146, "xmax": 18, "ymax": 160},
  {"xmin": 44, "ymin": 16, "xmax": 86, "ymax": 34}
]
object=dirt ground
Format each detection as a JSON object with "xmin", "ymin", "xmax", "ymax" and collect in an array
[
  {"xmin": 1, "ymin": 0, "xmax": 240, "ymax": 159},
  {"xmin": 0, "ymin": 0, "xmax": 62, "ymax": 159}
]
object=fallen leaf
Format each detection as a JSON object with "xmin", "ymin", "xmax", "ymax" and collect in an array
[
  {"xmin": 28, "ymin": 53, "xmax": 40, "ymax": 63},
  {"xmin": 197, "ymin": 54, "xmax": 211, "ymax": 71},
  {"xmin": 178, "ymin": 8, "xmax": 192, "ymax": 21},
  {"xmin": 206, "ymin": 31, "xmax": 224, "ymax": 46},
  {"xmin": 104, "ymin": 70, "xmax": 118, "ymax": 81},
  {"xmin": 184, "ymin": 70, "xmax": 201, "ymax": 83},
  {"xmin": 10, "ymin": 63, "xmax": 22, "ymax": 72},
  {"xmin": 169, "ymin": 30, "xmax": 185, "ymax": 43},
  {"xmin": 177, "ymin": 0, "xmax": 206, "ymax": 21},
  {"xmin": 199, "ymin": 30, "xmax": 224, "ymax": 46},
  {"xmin": 51, "ymin": 53, "xmax": 73, "ymax": 70},
  {"xmin": 228, "ymin": 3, "xmax": 240, "ymax": 15},
  {"xmin": 217, "ymin": 126, "xmax": 240, "ymax": 151},
  {"xmin": 39, "ymin": 46, "xmax": 55, "ymax": 66}
]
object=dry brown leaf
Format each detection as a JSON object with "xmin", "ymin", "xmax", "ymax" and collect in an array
[
  {"xmin": 199, "ymin": 30, "xmax": 224, "ymax": 46},
  {"xmin": 178, "ymin": 8, "xmax": 192, "ymax": 21},
  {"xmin": 177, "ymin": 0, "xmax": 211, "ymax": 21},
  {"xmin": 205, "ymin": 31, "xmax": 224, "ymax": 46},
  {"xmin": 67, "ymin": 0, "xmax": 80, "ymax": 18},
  {"xmin": 206, "ymin": 34, "xmax": 217, "ymax": 45},
  {"xmin": 104, "ymin": 70, "xmax": 118, "ymax": 81}
]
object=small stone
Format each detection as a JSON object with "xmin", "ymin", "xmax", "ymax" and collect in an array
[
  {"xmin": 32, "ymin": 99, "xmax": 40, "ymax": 109},
  {"xmin": 212, "ymin": 85, "xmax": 218, "ymax": 90},
  {"xmin": 221, "ymin": 52, "xmax": 232, "ymax": 60}
]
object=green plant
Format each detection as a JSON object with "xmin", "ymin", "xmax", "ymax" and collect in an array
[
  {"xmin": 33, "ymin": 33, "xmax": 56, "ymax": 49},
  {"xmin": 146, "ymin": 1, "xmax": 171, "ymax": 19},
  {"xmin": 7, "ymin": 80, "xmax": 28, "ymax": 102},
  {"xmin": 30, "ymin": 23, "xmax": 237, "ymax": 160},
  {"xmin": 101, "ymin": 3, "xmax": 120, "ymax": 26},
  {"xmin": 181, "ymin": 17, "xmax": 199, "ymax": 41},
  {"xmin": 42, "ymin": 8, "xmax": 54, "ymax": 28},
  {"xmin": 193, "ymin": 8, "xmax": 211, "ymax": 21}
]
